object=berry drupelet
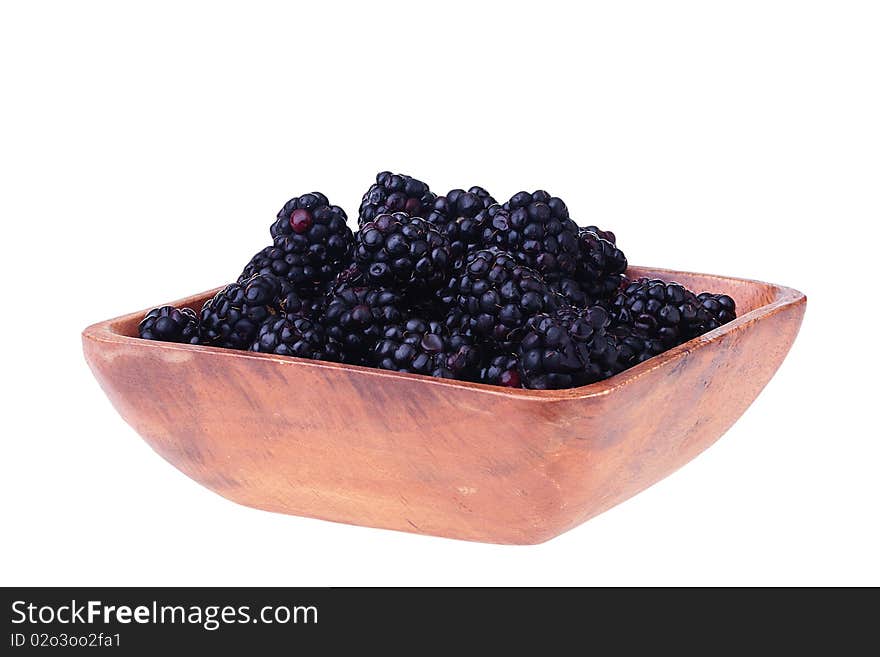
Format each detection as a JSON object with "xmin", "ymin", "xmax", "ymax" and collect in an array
[
  {"xmin": 426, "ymin": 186, "xmax": 497, "ymax": 258},
  {"xmin": 250, "ymin": 315, "xmax": 340, "ymax": 361},
  {"xmin": 355, "ymin": 213, "xmax": 453, "ymax": 290},
  {"xmin": 200, "ymin": 273, "xmax": 282, "ymax": 349},
  {"xmin": 138, "ymin": 306, "xmax": 200, "ymax": 344},
  {"xmin": 439, "ymin": 247, "xmax": 561, "ymax": 346},
  {"xmin": 518, "ymin": 305, "xmax": 618, "ymax": 390},
  {"xmin": 321, "ymin": 285, "xmax": 405, "ymax": 363},
  {"xmin": 358, "ymin": 171, "xmax": 436, "ymax": 226},
  {"xmin": 242, "ymin": 192, "xmax": 354, "ymax": 293}
]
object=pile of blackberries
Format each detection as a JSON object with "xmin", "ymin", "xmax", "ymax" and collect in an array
[{"xmin": 138, "ymin": 172, "xmax": 737, "ymax": 389}]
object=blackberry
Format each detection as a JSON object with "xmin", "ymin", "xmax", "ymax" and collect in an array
[
  {"xmin": 518, "ymin": 306, "xmax": 618, "ymax": 390},
  {"xmin": 324, "ymin": 262, "xmax": 365, "ymax": 294},
  {"xmin": 610, "ymin": 278, "xmax": 704, "ymax": 348},
  {"xmin": 251, "ymin": 315, "xmax": 340, "ymax": 361},
  {"xmin": 200, "ymin": 273, "xmax": 282, "ymax": 349},
  {"xmin": 358, "ymin": 171, "xmax": 436, "ymax": 226},
  {"xmin": 610, "ymin": 325, "xmax": 665, "ymax": 369},
  {"xmin": 277, "ymin": 281, "xmax": 323, "ymax": 318},
  {"xmin": 477, "ymin": 353, "xmax": 522, "ymax": 388},
  {"xmin": 549, "ymin": 277, "xmax": 591, "ymax": 308},
  {"xmin": 695, "ymin": 292, "xmax": 737, "ymax": 334},
  {"xmin": 138, "ymin": 306, "xmax": 200, "ymax": 344},
  {"xmin": 321, "ymin": 285, "xmax": 405, "ymax": 362},
  {"xmin": 582, "ymin": 225, "xmax": 616, "ymax": 244},
  {"xmin": 371, "ymin": 318, "xmax": 480, "ymax": 379},
  {"xmin": 355, "ymin": 213, "xmax": 452, "ymax": 290},
  {"xmin": 270, "ymin": 192, "xmax": 348, "ymax": 240},
  {"xmin": 439, "ymin": 248, "xmax": 561, "ymax": 346},
  {"xmin": 574, "ymin": 229, "xmax": 628, "ymax": 303},
  {"xmin": 479, "ymin": 191, "xmax": 580, "ymax": 279},
  {"xmin": 446, "ymin": 328, "xmax": 482, "ymax": 377},
  {"xmin": 242, "ymin": 192, "xmax": 354, "ymax": 292},
  {"xmin": 426, "ymin": 186, "xmax": 497, "ymax": 257}
]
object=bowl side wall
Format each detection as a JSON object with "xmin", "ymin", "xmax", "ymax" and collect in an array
[
  {"xmin": 82, "ymin": 335, "xmax": 593, "ymax": 543},
  {"xmin": 538, "ymin": 291, "xmax": 805, "ymax": 538}
]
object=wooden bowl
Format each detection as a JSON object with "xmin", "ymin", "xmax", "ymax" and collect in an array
[{"xmin": 82, "ymin": 267, "xmax": 805, "ymax": 544}]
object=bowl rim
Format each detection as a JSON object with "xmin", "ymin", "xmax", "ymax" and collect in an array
[{"xmin": 82, "ymin": 266, "xmax": 805, "ymax": 401}]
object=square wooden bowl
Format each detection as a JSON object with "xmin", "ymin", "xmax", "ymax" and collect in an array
[{"xmin": 82, "ymin": 267, "xmax": 805, "ymax": 544}]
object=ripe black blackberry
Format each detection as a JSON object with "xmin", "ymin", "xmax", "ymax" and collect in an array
[
  {"xmin": 695, "ymin": 292, "xmax": 737, "ymax": 334},
  {"xmin": 138, "ymin": 306, "xmax": 200, "ymax": 344},
  {"xmin": 439, "ymin": 248, "xmax": 561, "ymax": 346},
  {"xmin": 477, "ymin": 191, "xmax": 580, "ymax": 280},
  {"xmin": 549, "ymin": 277, "xmax": 591, "ymax": 309},
  {"xmin": 575, "ymin": 228, "xmax": 628, "ymax": 302},
  {"xmin": 610, "ymin": 278, "xmax": 705, "ymax": 348},
  {"xmin": 358, "ymin": 171, "xmax": 436, "ymax": 226},
  {"xmin": 277, "ymin": 280, "xmax": 324, "ymax": 318},
  {"xmin": 200, "ymin": 273, "xmax": 282, "ymax": 349},
  {"xmin": 609, "ymin": 325, "xmax": 665, "ymax": 369},
  {"xmin": 251, "ymin": 315, "xmax": 340, "ymax": 361},
  {"xmin": 446, "ymin": 328, "xmax": 482, "ymax": 376},
  {"xmin": 355, "ymin": 213, "xmax": 452, "ymax": 290},
  {"xmin": 426, "ymin": 186, "xmax": 496, "ymax": 258},
  {"xmin": 321, "ymin": 285, "xmax": 405, "ymax": 362},
  {"xmin": 371, "ymin": 318, "xmax": 480, "ymax": 379},
  {"xmin": 582, "ymin": 225, "xmax": 616, "ymax": 244},
  {"xmin": 477, "ymin": 353, "xmax": 522, "ymax": 388},
  {"xmin": 518, "ymin": 305, "xmax": 618, "ymax": 390},
  {"xmin": 324, "ymin": 262, "xmax": 365, "ymax": 295},
  {"xmin": 242, "ymin": 192, "xmax": 354, "ymax": 293}
]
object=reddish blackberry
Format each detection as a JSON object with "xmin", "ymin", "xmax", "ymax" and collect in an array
[
  {"xmin": 251, "ymin": 315, "xmax": 340, "ymax": 361},
  {"xmin": 477, "ymin": 353, "xmax": 522, "ymax": 388},
  {"xmin": 518, "ymin": 306, "xmax": 618, "ymax": 389},
  {"xmin": 200, "ymin": 273, "xmax": 282, "ymax": 349},
  {"xmin": 574, "ymin": 229, "xmax": 628, "ymax": 303},
  {"xmin": 426, "ymin": 186, "xmax": 497, "ymax": 257},
  {"xmin": 479, "ymin": 191, "xmax": 580, "ymax": 279},
  {"xmin": 243, "ymin": 192, "xmax": 354, "ymax": 292},
  {"xmin": 439, "ymin": 248, "xmax": 561, "ymax": 345},
  {"xmin": 358, "ymin": 171, "xmax": 436, "ymax": 226},
  {"xmin": 355, "ymin": 213, "xmax": 452, "ymax": 290},
  {"xmin": 371, "ymin": 318, "xmax": 480, "ymax": 379},
  {"xmin": 138, "ymin": 306, "xmax": 200, "ymax": 344},
  {"xmin": 610, "ymin": 278, "xmax": 704, "ymax": 348},
  {"xmin": 321, "ymin": 285, "xmax": 405, "ymax": 362},
  {"xmin": 695, "ymin": 292, "xmax": 737, "ymax": 333}
]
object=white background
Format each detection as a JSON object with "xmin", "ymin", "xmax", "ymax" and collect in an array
[{"xmin": 1, "ymin": 1, "xmax": 877, "ymax": 586}]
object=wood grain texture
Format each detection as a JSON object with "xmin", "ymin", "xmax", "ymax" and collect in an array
[{"xmin": 82, "ymin": 267, "xmax": 806, "ymax": 544}]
